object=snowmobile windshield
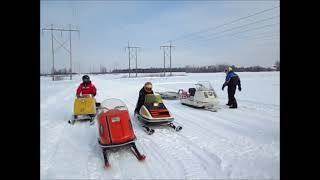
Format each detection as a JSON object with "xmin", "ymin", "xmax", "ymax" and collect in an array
[
  {"xmin": 144, "ymin": 94, "xmax": 163, "ymax": 104},
  {"xmin": 100, "ymin": 98, "xmax": 128, "ymax": 111},
  {"xmin": 196, "ymin": 81, "xmax": 214, "ymax": 91}
]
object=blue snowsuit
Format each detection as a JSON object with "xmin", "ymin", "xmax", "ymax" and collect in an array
[{"xmin": 222, "ymin": 71, "xmax": 241, "ymax": 108}]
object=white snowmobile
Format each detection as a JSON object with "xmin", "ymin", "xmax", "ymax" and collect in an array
[{"xmin": 177, "ymin": 81, "xmax": 219, "ymax": 112}]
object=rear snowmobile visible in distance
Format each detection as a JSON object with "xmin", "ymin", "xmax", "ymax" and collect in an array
[
  {"xmin": 178, "ymin": 81, "xmax": 219, "ymax": 112},
  {"xmin": 156, "ymin": 91, "xmax": 179, "ymax": 100},
  {"xmin": 135, "ymin": 94, "xmax": 182, "ymax": 135},
  {"xmin": 97, "ymin": 98, "xmax": 146, "ymax": 168}
]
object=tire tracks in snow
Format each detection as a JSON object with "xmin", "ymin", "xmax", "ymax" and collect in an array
[
  {"xmin": 123, "ymin": 95, "xmax": 229, "ymax": 179},
  {"xmin": 169, "ymin": 101, "xmax": 278, "ymax": 178},
  {"xmin": 41, "ymin": 81, "xmax": 80, "ymax": 178}
]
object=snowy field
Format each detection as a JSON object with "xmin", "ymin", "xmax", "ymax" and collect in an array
[{"xmin": 40, "ymin": 72, "xmax": 279, "ymax": 179}]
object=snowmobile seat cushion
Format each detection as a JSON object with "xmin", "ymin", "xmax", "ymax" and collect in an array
[{"xmin": 188, "ymin": 88, "xmax": 196, "ymax": 96}]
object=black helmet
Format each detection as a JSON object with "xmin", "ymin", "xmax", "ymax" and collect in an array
[{"xmin": 82, "ymin": 75, "xmax": 90, "ymax": 83}]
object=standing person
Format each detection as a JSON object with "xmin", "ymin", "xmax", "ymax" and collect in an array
[
  {"xmin": 222, "ymin": 67, "xmax": 241, "ymax": 108},
  {"xmin": 76, "ymin": 75, "xmax": 97, "ymax": 97},
  {"xmin": 134, "ymin": 82, "xmax": 154, "ymax": 114}
]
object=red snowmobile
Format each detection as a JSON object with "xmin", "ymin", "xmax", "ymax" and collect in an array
[{"xmin": 96, "ymin": 98, "xmax": 146, "ymax": 168}]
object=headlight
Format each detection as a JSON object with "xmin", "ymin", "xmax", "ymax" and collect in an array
[
  {"xmin": 100, "ymin": 125, "xmax": 104, "ymax": 135},
  {"xmin": 112, "ymin": 117, "xmax": 121, "ymax": 123}
]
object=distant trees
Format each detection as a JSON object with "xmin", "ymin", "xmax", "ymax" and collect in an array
[
  {"xmin": 111, "ymin": 64, "xmax": 275, "ymax": 74},
  {"xmin": 274, "ymin": 61, "xmax": 280, "ymax": 71},
  {"xmin": 47, "ymin": 68, "xmax": 77, "ymax": 75},
  {"xmin": 41, "ymin": 63, "xmax": 277, "ymax": 76},
  {"xmin": 100, "ymin": 65, "xmax": 108, "ymax": 73},
  {"xmin": 55, "ymin": 68, "xmax": 68, "ymax": 74}
]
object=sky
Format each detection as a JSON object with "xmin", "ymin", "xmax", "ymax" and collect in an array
[{"xmin": 40, "ymin": 0, "xmax": 280, "ymax": 74}]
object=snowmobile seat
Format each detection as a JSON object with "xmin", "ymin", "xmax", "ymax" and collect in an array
[{"xmin": 188, "ymin": 88, "xmax": 196, "ymax": 96}]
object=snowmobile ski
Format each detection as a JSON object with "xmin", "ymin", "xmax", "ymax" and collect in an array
[
  {"xmin": 68, "ymin": 119, "xmax": 75, "ymax": 125},
  {"xmin": 166, "ymin": 122, "xmax": 183, "ymax": 131},
  {"xmin": 130, "ymin": 143, "xmax": 146, "ymax": 160},
  {"xmin": 68, "ymin": 115, "xmax": 95, "ymax": 125},
  {"xmin": 89, "ymin": 118, "xmax": 95, "ymax": 125},
  {"xmin": 142, "ymin": 125, "xmax": 155, "ymax": 135},
  {"xmin": 102, "ymin": 147, "xmax": 110, "ymax": 167}
]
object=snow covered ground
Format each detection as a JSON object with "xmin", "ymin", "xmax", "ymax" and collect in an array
[{"xmin": 40, "ymin": 72, "xmax": 279, "ymax": 179}]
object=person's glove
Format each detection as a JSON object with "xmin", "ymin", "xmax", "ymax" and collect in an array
[
  {"xmin": 238, "ymin": 86, "xmax": 242, "ymax": 91},
  {"xmin": 222, "ymin": 82, "xmax": 227, "ymax": 91}
]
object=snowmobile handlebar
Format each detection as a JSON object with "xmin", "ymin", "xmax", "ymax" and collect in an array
[
  {"xmin": 77, "ymin": 94, "xmax": 93, "ymax": 98},
  {"xmin": 97, "ymin": 107, "xmax": 109, "ymax": 111},
  {"xmin": 114, "ymin": 105, "xmax": 126, "ymax": 109}
]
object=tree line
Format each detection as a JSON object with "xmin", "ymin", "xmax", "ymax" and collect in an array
[
  {"xmin": 111, "ymin": 63, "xmax": 279, "ymax": 74},
  {"xmin": 41, "ymin": 61, "xmax": 280, "ymax": 76}
]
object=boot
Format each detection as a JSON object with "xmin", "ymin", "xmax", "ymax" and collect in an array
[{"xmin": 229, "ymin": 104, "xmax": 237, "ymax": 109}]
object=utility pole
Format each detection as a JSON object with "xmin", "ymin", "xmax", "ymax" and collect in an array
[
  {"xmin": 169, "ymin": 41, "xmax": 172, "ymax": 76},
  {"xmin": 69, "ymin": 24, "xmax": 72, "ymax": 80},
  {"xmin": 41, "ymin": 24, "xmax": 80, "ymax": 81},
  {"xmin": 135, "ymin": 48, "xmax": 138, "ymax": 77},
  {"xmin": 128, "ymin": 42, "xmax": 130, "ymax": 78},
  {"xmin": 160, "ymin": 42, "xmax": 175, "ymax": 77},
  {"xmin": 125, "ymin": 42, "xmax": 140, "ymax": 78},
  {"xmin": 163, "ymin": 47, "xmax": 166, "ymax": 76},
  {"xmin": 51, "ymin": 24, "xmax": 55, "ymax": 80}
]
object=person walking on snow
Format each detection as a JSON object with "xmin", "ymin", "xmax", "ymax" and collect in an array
[
  {"xmin": 134, "ymin": 82, "xmax": 154, "ymax": 114},
  {"xmin": 76, "ymin": 75, "xmax": 97, "ymax": 98},
  {"xmin": 222, "ymin": 67, "xmax": 241, "ymax": 108}
]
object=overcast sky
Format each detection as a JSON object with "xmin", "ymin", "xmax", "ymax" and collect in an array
[{"xmin": 40, "ymin": 0, "xmax": 279, "ymax": 73}]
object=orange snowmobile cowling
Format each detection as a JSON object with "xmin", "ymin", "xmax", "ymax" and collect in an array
[
  {"xmin": 97, "ymin": 104, "xmax": 136, "ymax": 146},
  {"xmin": 96, "ymin": 99, "xmax": 146, "ymax": 167}
]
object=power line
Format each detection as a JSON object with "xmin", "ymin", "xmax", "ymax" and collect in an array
[
  {"xmin": 206, "ymin": 22, "xmax": 279, "ymax": 41},
  {"xmin": 177, "ymin": 14, "xmax": 279, "ymax": 45},
  {"xmin": 238, "ymin": 32, "xmax": 279, "ymax": 40},
  {"xmin": 238, "ymin": 29, "xmax": 279, "ymax": 38},
  {"xmin": 181, "ymin": 22, "xmax": 279, "ymax": 49},
  {"xmin": 166, "ymin": 5, "xmax": 279, "ymax": 44}
]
